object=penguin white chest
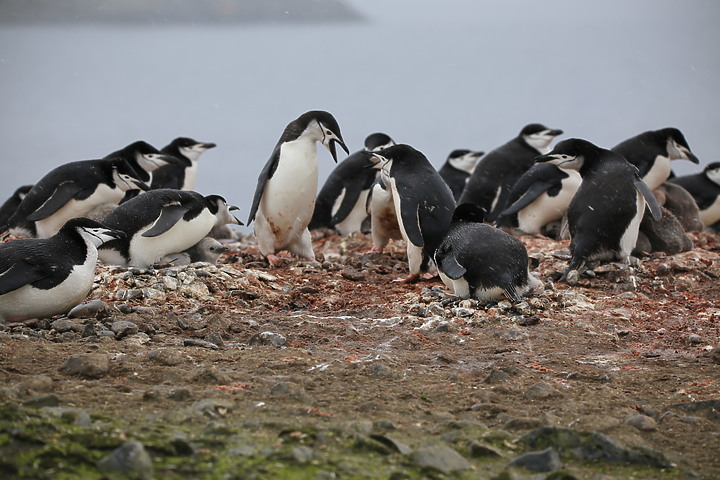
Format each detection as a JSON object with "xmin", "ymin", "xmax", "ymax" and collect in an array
[
  {"xmin": 35, "ymin": 184, "xmax": 122, "ymax": 238},
  {"xmin": 258, "ymin": 139, "xmax": 319, "ymax": 243},
  {"xmin": 182, "ymin": 162, "xmax": 199, "ymax": 190},
  {"xmin": 642, "ymin": 155, "xmax": 671, "ymax": 191},
  {"xmin": 699, "ymin": 196, "xmax": 720, "ymax": 226},
  {"xmin": 517, "ymin": 170, "xmax": 581, "ymax": 233}
]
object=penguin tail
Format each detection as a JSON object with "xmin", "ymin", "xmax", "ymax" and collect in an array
[{"xmin": 503, "ymin": 287, "xmax": 523, "ymax": 304}]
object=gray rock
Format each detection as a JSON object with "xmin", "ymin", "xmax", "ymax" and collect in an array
[
  {"xmin": 50, "ymin": 319, "xmax": 82, "ymax": 333},
  {"xmin": 483, "ymin": 369, "xmax": 511, "ymax": 384},
  {"xmin": 409, "ymin": 443, "xmax": 472, "ymax": 474},
  {"xmin": 249, "ymin": 331, "xmax": 286, "ymax": 347},
  {"xmin": 467, "ymin": 440, "xmax": 502, "ymax": 458},
  {"xmin": 60, "ymin": 353, "xmax": 109, "ymax": 378},
  {"xmin": 67, "ymin": 299, "xmax": 113, "ymax": 318},
  {"xmin": 147, "ymin": 348, "xmax": 187, "ymax": 366},
  {"xmin": 507, "ymin": 447, "xmax": 561, "ymax": 472},
  {"xmin": 97, "ymin": 441, "xmax": 153, "ymax": 479},
  {"xmin": 183, "ymin": 338, "xmax": 219, "ymax": 350},
  {"xmin": 15, "ymin": 375, "xmax": 54, "ymax": 395},
  {"xmin": 40, "ymin": 407, "xmax": 92, "ymax": 426},
  {"xmin": 205, "ymin": 332, "xmax": 225, "ymax": 348},
  {"xmin": 111, "ymin": 320, "xmax": 139, "ymax": 339},
  {"xmin": 625, "ymin": 414, "xmax": 657, "ymax": 431},
  {"xmin": 23, "ymin": 394, "xmax": 60, "ymax": 408},
  {"xmin": 290, "ymin": 445, "xmax": 314, "ymax": 464},
  {"xmin": 669, "ymin": 399, "xmax": 720, "ymax": 420},
  {"xmin": 191, "ymin": 398, "xmax": 234, "ymax": 418},
  {"xmin": 525, "ymin": 382, "xmax": 563, "ymax": 400}
]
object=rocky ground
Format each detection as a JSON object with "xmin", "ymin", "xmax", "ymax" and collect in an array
[{"xmin": 1, "ymin": 230, "xmax": 719, "ymax": 479}]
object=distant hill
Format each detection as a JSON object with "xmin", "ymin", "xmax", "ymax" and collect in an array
[{"xmin": 0, "ymin": 0, "xmax": 365, "ymax": 25}]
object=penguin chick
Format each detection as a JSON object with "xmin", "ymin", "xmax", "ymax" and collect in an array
[{"xmin": 668, "ymin": 162, "xmax": 720, "ymax": 227}]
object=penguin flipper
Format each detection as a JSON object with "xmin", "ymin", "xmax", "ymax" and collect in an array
[
  {"xmin": 0, "ymin": 262, "xmax": 40, "ymax": 294},
  {"xmin": 503, "ymin": 286, "xmax": 523, "ymax": 303},
  {"xmin": 634, "ymin": 178, "xmax": 663, "ymax": 221},
  {"xmin": 142, "ymin": 204, "xmax": 190, "ymax": 237},
  {"xmin": 26, "ymin": 182, "xmax": 85, "ymax": 222},
  {"xmin": 438, "ymin": 251, "xmax": 466, "ymax": 280},
  {"xmin": 247, "ymin": 147, "xmax": 281, "ymax": 225},
  {"xmin": 501, "ymin": 181, "xmax": 556, "ymax": 216},
  {"xmin": 399, "ymin": 199, "xmax": 425, "ymax": 247},
  {"xmin": 330, "ymin": 183, "xmax": 364, "ymax": 225}
]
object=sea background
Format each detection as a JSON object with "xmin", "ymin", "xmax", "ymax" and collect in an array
[{"xmin": 0, "ymin": 0, "xmax": 718, "ymax": 234}]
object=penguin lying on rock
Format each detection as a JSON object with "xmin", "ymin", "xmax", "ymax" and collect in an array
[{"xmin": 434, "ymin": 203, "xmax": 543, "ymax": 302}]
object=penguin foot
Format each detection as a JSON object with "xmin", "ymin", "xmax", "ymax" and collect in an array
[
  {"xmin": 394, "ymin": 273, "xmax": 421, "ymax": 283},
  {"xmin": 368, "ymin": 246, "xmax": 384, "ymax": 254},
  {"xmin": 266, "ymin": 254, "xmax": 288, "ymax": 268}
]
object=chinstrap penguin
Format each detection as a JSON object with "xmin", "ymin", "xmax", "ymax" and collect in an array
[
  {"xmin": 612, "ymin": 127, "xmax": 699, "ymax": 190},
  {"xmin": 247, "ymin": 110, "xmax": 349, "ymax": 267},
  {"xmin": 0, "ymin": 185, "xmax": 33, "ymax": 232},
  {"xmin": 0, "ymin": 217, "xmax": 124, "ymax": 323},
  {"xmin": 434, "ymin": 203, "xmax": 543, "ymax": 302},
  {"xmin": 496, "ymin": 162, "xmax": 581, "ymax": 236},
  {"xmin": 459, "ymin": 123, "xmax": 563, "ymax": 221},
  {"xmin": 151, "ymin": 137, "xmax": 217, "ymax": 190},
  {"xmin": 668, "ymin": 162, "xmax": 720, "ymax": 227},
  {"xmin": 368, "ymin": 144, "xmax": 456, "ymax": 282},
  {"xmin": 438, "ymin": 149, "xmax": 484, "ymax": 201},
  {"xmin": 103, "ymin": 140, "xmax": 177, "ymax": 187},
  {"xmin": 536, "ymin": 138, "xmax": 662, "ymax": 281},
  {"xmin": 99, "ymin": 189, "xmax": 241, "ymax": 268},
  {"xmin": 310, "ymin": 132, "xmax": 394, "ymax": 235},
  {"xmin": 7, "ymin": 158, "xmax": 149, "ymax": 238}
]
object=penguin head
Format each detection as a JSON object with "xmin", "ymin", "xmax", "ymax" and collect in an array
[
  {"xmin": 63, "ymin": 217, "xmax": 125, "ymax": 247},
  {"xmin": 447, "ymin": 149, "xmax": 484, "ymax": 174},
  {"xmin": 165, "ymin": 137, "xmax": 217, "ymax": 163},
  {"xmin": 535, "ymin": 138, "xmax": 599, "ymax": 171},
  {"xmin": 658, "ymin": 128, "xmax": 699, "ymax": 164},
  {"xmin": 111, "ymin": 159, "xmax": 150, "ymax": 191},
  {"xmin": 204, "ymin": 195, "xmax": 242, "ymax": 226},
  {"xmin": 704, "ymin": 162, "xmax": 720, "ymax": 185},
  {"xmin": 291, "ymin": 111, "xmax": 349, "ymax": 163},
  {"xmin": 520, "ymin": 123, "xmax": 564, "ymax": 154},
  {"xmin": 131, "ymin": 141, "xmax": 178, "ymax": 173},
  {"xmin": 451, "ymin": 203, "xmax": 485, "ymax": 224},
  {"xmin": 364, "ymin": 133, "xmax": 395, "ymax": 152}
]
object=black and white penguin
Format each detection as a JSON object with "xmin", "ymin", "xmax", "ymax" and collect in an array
[
  {"xmin": 310, "ymin": 132, "xmax": 394, "ymax": 235},
  {"xmin": 536, "ymin": 138, "xmax": 662, "ymax": 281},
  {"xmin": 0, "ymin": 185, "xmax": 33, "ymax": 232},
  {"xmin": 103, "ymin": 140, "xmax": 177, "ymax": 187},
  {"xmin": 438, "ymin": 149, "xmax": 484, "ymax": 201},
  {"xmin": 159, "ymin": 237, "xmax": 229, "ymax": 265},
  {"xmin": 0, "ymin": 217, "xmax": 124, "ymax": 323},
  {"xmin": 368, "ymin": 144, "xmax": 456, "ymax": 282},
  {"xmin": 496, "ymin": 163, "xmax": 582, "ymax": 236},
  {"xmin": 150, "ymin": 137, "xmax": 217, "ymax": 190},
  {"xmin": 366, "ymin": 175, "xmax": 403, "ymax": 253},
  {"xmin": 247, "ymin": 110, "xmax": 349, "ymax": 266},
  {"xmin": 7, "ymin": 158, "xmax": 149, "ymax": 238},
  {"xmin": 668, "ymin": 162, "xmax": 720, "ymax": 226},
  {"xmin": 435, "ymin": 203, "xmax": 543, "ymax": 302},
  {"xmin": 611, "ymin": 127, "xmax": 699, "ymax": 190},
  {"xmin": 458, "ymin": 124, "xmax": 563, "ymax": 221},
  {"xmin": 99, "ymin": 189, "xmax": 241, "ymax": 268}
]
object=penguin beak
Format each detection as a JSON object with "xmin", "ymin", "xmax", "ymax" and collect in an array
[
  {"xmin": 132, "ymin": 179, "xmax": 151, "ymax": 191},
  {"xmin": 200, "ymin": 143, "xmax": 217, "ymax": 150},
  {"xmin": 108, "ymin": 228, "xmax": 126, "ymax": 240},
  {"xmin": 326, "ymin": 139, "xmax": 350, "ymax": 163},
  {"xmin": 686, "ymin": 151, "xmax": 700, "ymax": 164},
  {"xmin": 227, "ymin": 205, "xmax": 244, "ymax": 226},
  {"xmin": 548, "ymin": 129, "xmax": 564, "ymax": 136}
]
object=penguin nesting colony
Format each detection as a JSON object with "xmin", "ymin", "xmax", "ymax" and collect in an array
[
  {"xmin": 435, "ymin": 204, "xmax": 543, "ymax": 302},
  {"xmin": 459, "ymin": 123, "xmax": 563, "ymax": 221},
  {"xmin": 612, "ymin": 127, "xmax": 699, "ymax": 190},
  {"xmin": 438, "ymin": 149, "xmax": 484, "ymax": 201},
  {"xmin": 151, "ymin": 137, "xmax": 217, "ymax": 190},
  {"xmin": 495, "ymin": 162, "xmax": 581, "ymax": 236},
  {"xmin": 99, "ymin": 189, "xmax": 241, "ymax": 268},
  {"xmin": 7, "ymin": 158, "xmax": 149, "ymax": 238},
  {"xmin": 247, "ymin": 110, "xmax": 349, "ymax": 267},
  {"xmin": 0, "ymin": 218, "xmax": 124, "ymax": 322},
  {"xmin": 536, "ymin": 138, "xmax": 662, "ymax": 281},
  {"xmin": 310, "ymin": 132, "xmax": 395, "ymax": 235},
  {"xmin": 669, "ymin": 162, "xmax": 720, "ymax": 227},
  {"xmin": 367, "ymin": 144, "xmax": 456, "ymax": 282}
]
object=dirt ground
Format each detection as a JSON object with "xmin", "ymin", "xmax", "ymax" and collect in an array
[{"xmin": 1, "ymin": 230, "xmax": 719, "ymax": 479}]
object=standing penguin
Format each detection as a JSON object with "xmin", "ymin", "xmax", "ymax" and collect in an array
[
  {"xmin": 611, "ymin": 127, "xmax": 699, "ymax": 190},
  {"xmin": 459, "ymin": 123, "xmax": 563, "ymax": 221},
  {"xmin": 438, "ymin": 149, "xmax": 484, "ymax": 201},
  {"xmin": 247, "ymin": 110, "xmax": 349, "ymax": 266},
  {"xmin": 496, "ymin": 163, "xmax": 582, "ymax": 236},
  {"xmin": 368, "ymin": 144, "xmax": 456, "ymax": 282},
  {"xmin": 536, "ymin": 139, "xmax": 662, "ymax": 281},
  {"xmin": 435, "ymin": 203, "xmax": 543, "ymax": 302},
  {"xmin": 151, "ymin": 137, "xmax": 217, "ymax": 190},
  {"xmin": 7, "ymin": 158, "xmax": 149, "ymax": 238},
  {"xmin": 99, "ymin": 189, "xmax": 241, "ymax": 268},
  {"xmin": 310, "ymin": 132, "xmax": 394, "ymax": 234},
  {"xmin": 0, "ymin": 185, "xmax": 33, "ymax": 232},
  {"xmin": 0, "ymin": 217, "xmax": 124, "ymax": 323},
  {"xmin": 668, "ymin": 162, "xmax": 720, "ymax": 226}
]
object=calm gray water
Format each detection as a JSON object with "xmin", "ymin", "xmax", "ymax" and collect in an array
[{"xmin": 1, "ymin": 0, "xmax": 718, "ymax": 233}]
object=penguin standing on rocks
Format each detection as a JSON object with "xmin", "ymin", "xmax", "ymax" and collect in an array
[
  {"xmin": 536, "ymin": 138, "xmax": 662, "ymax": 281},
  {"xmin": 310, "ymin": 132, "xmax": 394, "ymax": 234},
  {"xmin": 98, "ymin": 189, "xmax": 241, "ymax": 268},
  {"xmin": 611, "ymin": 127, "xmax": 699, "ymax": 190},
  {"xmin": 459, "ymin": 124, "xmax": 563, "ymax": 221},
  {"xmin": 496, "ymin": 163, "xmax": 581, "ymax": 236},
  {"xmin": 368, "ymin": 144, "xmax": 456, "ymax": 282},
  {"xmin": 669, "ymin": 162, "xmax": 720, "ymax": 227},
  {"xmin": 151, "ymin": 137, "xmax": 217, "ymax": 190},
  {"xmin": 435, "ymin": 203, "xmax": 543, "ymax": 302},
  {"xmin": 438, "ymin": 149, "xmax": 484, "ymax": 201},
  {"xmin": 0, "ymin": 217, "xmax": 124, "ymax": 323},
  {"xmin": 247, "ymin": 111, "xmax": 349, "ymax": 266},
  {"xmin": 7, "ymin": 158, "xmax": 149, "ymax": 238}
]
